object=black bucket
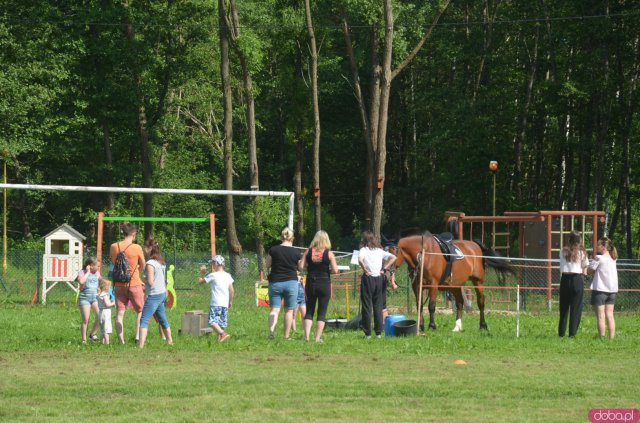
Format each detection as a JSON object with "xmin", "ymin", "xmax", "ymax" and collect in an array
[
  {"xmin": 326, "ymin": 318, "xmax": 348, "ymax": 329},
  {"xmin": 393, "ymin": 319, "xmax": 417, "ymax": 336}
]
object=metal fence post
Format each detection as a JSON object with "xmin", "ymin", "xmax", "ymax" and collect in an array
[{"xmin": 36, "ymin": 252, "xmax": 42, "ymax": 304}]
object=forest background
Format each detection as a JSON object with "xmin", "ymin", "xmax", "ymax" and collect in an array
[{"xmin": 1, "ymin": 0, "xmax": 639, "ymax": 268}]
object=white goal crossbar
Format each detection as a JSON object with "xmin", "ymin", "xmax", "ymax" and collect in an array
[{"xmin": 0, "ymin": 183, "xmax": 295, "ymax": 229}]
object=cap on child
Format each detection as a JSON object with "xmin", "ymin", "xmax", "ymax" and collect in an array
[{"xmin": 210, "ymin": 255, "xmax": 225, "ymax": 266}]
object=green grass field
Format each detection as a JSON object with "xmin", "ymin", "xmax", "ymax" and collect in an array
[{"xmin": 1, "ymin": 283, "xmax": 639, "ymax": 422}]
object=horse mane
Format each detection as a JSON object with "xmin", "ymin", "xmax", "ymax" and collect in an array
[{"xmin": 399, "ymin": 227, "xmax": 432, "ymax": 238}]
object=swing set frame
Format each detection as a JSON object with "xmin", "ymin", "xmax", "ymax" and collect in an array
[{"xmin": 96, "ymin": 212, "xmax": 217, "ymax": 266}]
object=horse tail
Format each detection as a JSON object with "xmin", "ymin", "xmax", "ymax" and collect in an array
[{"xmin": 474, "ymin": 241, "xmax": 516, "ymax": 282}]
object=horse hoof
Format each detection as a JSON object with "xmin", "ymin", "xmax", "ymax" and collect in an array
[
  {"xmin": 480, "ymin": 325, "xmax": 488, "ymax": 331},
  {"xmin": 428, "ymin": 324, "xmax": 437, "ymax": 331}
]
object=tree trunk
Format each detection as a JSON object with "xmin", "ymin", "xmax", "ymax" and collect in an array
[
  {"xmin": 304, "ymin": 0, "xmax": 322, "ymax": 232},
  {"xmin": 124, "ymin": 14, "xmax": 154, "ymax": 239},
  {"xmin": 578, "ymin": 99, "xmax": 594, "ymax": 210},
  {"xmin": 11, "ymin": 157, "xmax": 32, "ymax": 240},
  {"xmin": 608, "ymin": 177, "xmax": 622, "ymax": 238},
  {"xmin": 218, "ymin": 0, "xmax": 242, "ymax": 272},
  {"xmin": 512, "ymin": 25, "xmax": 539, "ymax": 204},
  {"xmin": 293, "ymin": 44, "xmax": 306, "ymax": 246},
  {"xmin": 366, "ymin": 28, "xmax": 381, "ymax": 232},
  {"xmin": 472, "ymin": 0, "xmax": 502, "ymax": 104},
  {"xmin": 341, "ymin": 14, "xmax": 372, "ymax": 230},
  {"xmin": 228, "ymin": 0, "xmax": 264, "ymax": 271},
  {"xmin": 102, "ymin": 122, "xmax": 115, "ymax": 247},
  {"xmin": 136, "ymin": 91, "xmax": 154, "ymax": 239},
  {"xmin": 594, "ymin": 44, "xmax": 611, "ymax": 212},
  {"xmin": 371, "ymin": 0, "xmax": 395, "ymax": 238},
  {"xmin": 342, "ymin": 0, "xmax": 450, "ymax": 237},
  {"xmin": 294, "ymin": 139, "xmax": 305, "ymax": 246}
]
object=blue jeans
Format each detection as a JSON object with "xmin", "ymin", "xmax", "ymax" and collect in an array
[
  {"xmin": 268, "ymin": 280, "xmax": 298, "ymax": 310},
  {"xmin": 140, "ymin": 292, "xmax": 170, "ymax": 329}
]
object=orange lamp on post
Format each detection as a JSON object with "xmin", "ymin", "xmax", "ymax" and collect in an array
[{"xmin": 489, "ymin": 161, "xmax": 498, "ymax": 248}]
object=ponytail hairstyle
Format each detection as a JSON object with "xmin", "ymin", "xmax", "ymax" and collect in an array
[
  {"xmin": 562, "ymin": 230, "xmax": 586, "ymax": 262},
  {"xmin": 360, "ymin": 230, "xmax": 382, "ymax": 249},
  {"xmin": 309, "ymin": 230, "xmax": 332, "ymax": 251},
  {"xmin": 281, "ymin": 227, "xmax": 294, "ymax": 243},
  {"xmin": 143, "ymin": 238, "xmax": 165, "ymax": 264},
  {"xmin": 599, "ymin": 237, "xmax": 618, "ymax": 261},
  {"xmin": 121, "ymin": 222, "xmax": 138, "ymax": 237}
]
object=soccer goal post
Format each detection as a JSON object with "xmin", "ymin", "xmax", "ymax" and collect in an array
[
  {"xmin": 1, "ymin": 183, "xmax": 294, "ymax": 270},
  {"xmin": 96, "ymin": 213, "xmax": 217, "ymax": 266}
]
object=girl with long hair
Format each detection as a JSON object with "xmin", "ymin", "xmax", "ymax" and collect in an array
[
  {"xmin": 298, "ymin": 230, "xmax": 339, "ymax": 342},
  {"xmin": 137, "ymin": 239, "xmax": 173, "ymax": 348},
  {"xmin": 558, "ymin": 231, "xmax": 589, "ymax": 337},
  {"xmin": 588, "ymin": 237, "xmax": 618, "ymax": 339},
  {"xmin": 358, "ymin": 230, "xmax": 396, "ymax": 339}
]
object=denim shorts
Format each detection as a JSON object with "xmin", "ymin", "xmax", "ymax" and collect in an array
[
  {"xmin": 268, "ymin": 280, "xmax": 298, "ymax": 310},
  {"xmin": 296, "ymin": 283, "xmax": 306, "ymax": 306},
  {"xmin": 78, "ymin": 289, "xmax": 98, "ymax": 306},
  {"xmin": 591, "ymin": 290, "xmax": 617, "ymax": 306}
]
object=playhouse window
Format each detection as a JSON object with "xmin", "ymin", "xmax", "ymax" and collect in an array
[{"xmin": 50, "ymin": 240, "xmax": 70, "ymax": 255}]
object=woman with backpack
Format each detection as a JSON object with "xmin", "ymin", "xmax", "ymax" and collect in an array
[{"xmin": 109, "ymin": 222, "xmax": 146, "ymax": 344}]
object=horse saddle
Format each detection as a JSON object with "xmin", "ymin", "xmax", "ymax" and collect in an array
[
  {"xmin": 431, "ymin": 233, "xmax": 464, "ymax": 286},
  {"xmin": 434, "ymin": 232, "xmax": 464, "ymax": 262}
]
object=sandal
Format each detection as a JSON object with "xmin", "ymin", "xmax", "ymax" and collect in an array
[{"xmin": 89, "ymin": 334, "xmax": 99, "ymax": 342}]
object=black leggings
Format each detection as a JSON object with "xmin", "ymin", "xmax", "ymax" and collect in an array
[{"xmin": 304, "ymin": 281, "xmax": 331, "ymax": 322}]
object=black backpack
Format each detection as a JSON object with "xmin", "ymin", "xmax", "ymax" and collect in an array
[{"xmin": 112, "ymin": 244, "xmax": 133, "ymax": 283}]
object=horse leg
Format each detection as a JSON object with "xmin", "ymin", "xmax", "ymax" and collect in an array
[
  {"xmin": 428, "ymin": 288, "xmax": 437, "ymax": 331},
  {"xmin": 451, "ymin": 288, "xmax": 465, "ymax": 332},
  {"xmin": 475, "ymin": 284, "xmax": 488, "ymax": 331}
]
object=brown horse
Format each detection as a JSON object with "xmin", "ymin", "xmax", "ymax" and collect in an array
[{"xmin": 392, "ymin": 232, "xmax": 514, "ymax": 332}]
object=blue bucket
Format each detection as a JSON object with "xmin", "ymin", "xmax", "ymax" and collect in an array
[{"xmin": 384, "ymin": 314, "xmax": 407, "ymax": 337}]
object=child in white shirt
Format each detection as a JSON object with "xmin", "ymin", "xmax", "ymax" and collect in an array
[
  {"xmin": 96, "ymin": 279, "xmax": 115, "ymax": 344},
  {"xmin": 198, "ymin": 255, "xmax": 235, "ymax": 342}
]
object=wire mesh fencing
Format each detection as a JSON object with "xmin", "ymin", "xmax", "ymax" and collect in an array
[{"xmin": 2, "ymin": 251, "xmax": 639, "ymax": 317}]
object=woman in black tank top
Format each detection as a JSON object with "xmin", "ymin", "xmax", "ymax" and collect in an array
[{"xmin": 298, "ymin": 230, "xmax": 339, "ymax": 342}]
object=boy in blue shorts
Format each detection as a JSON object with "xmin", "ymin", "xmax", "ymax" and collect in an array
[{"xmin": 198, "ymin": 255, "xmax": 234, "ymax": 342}]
